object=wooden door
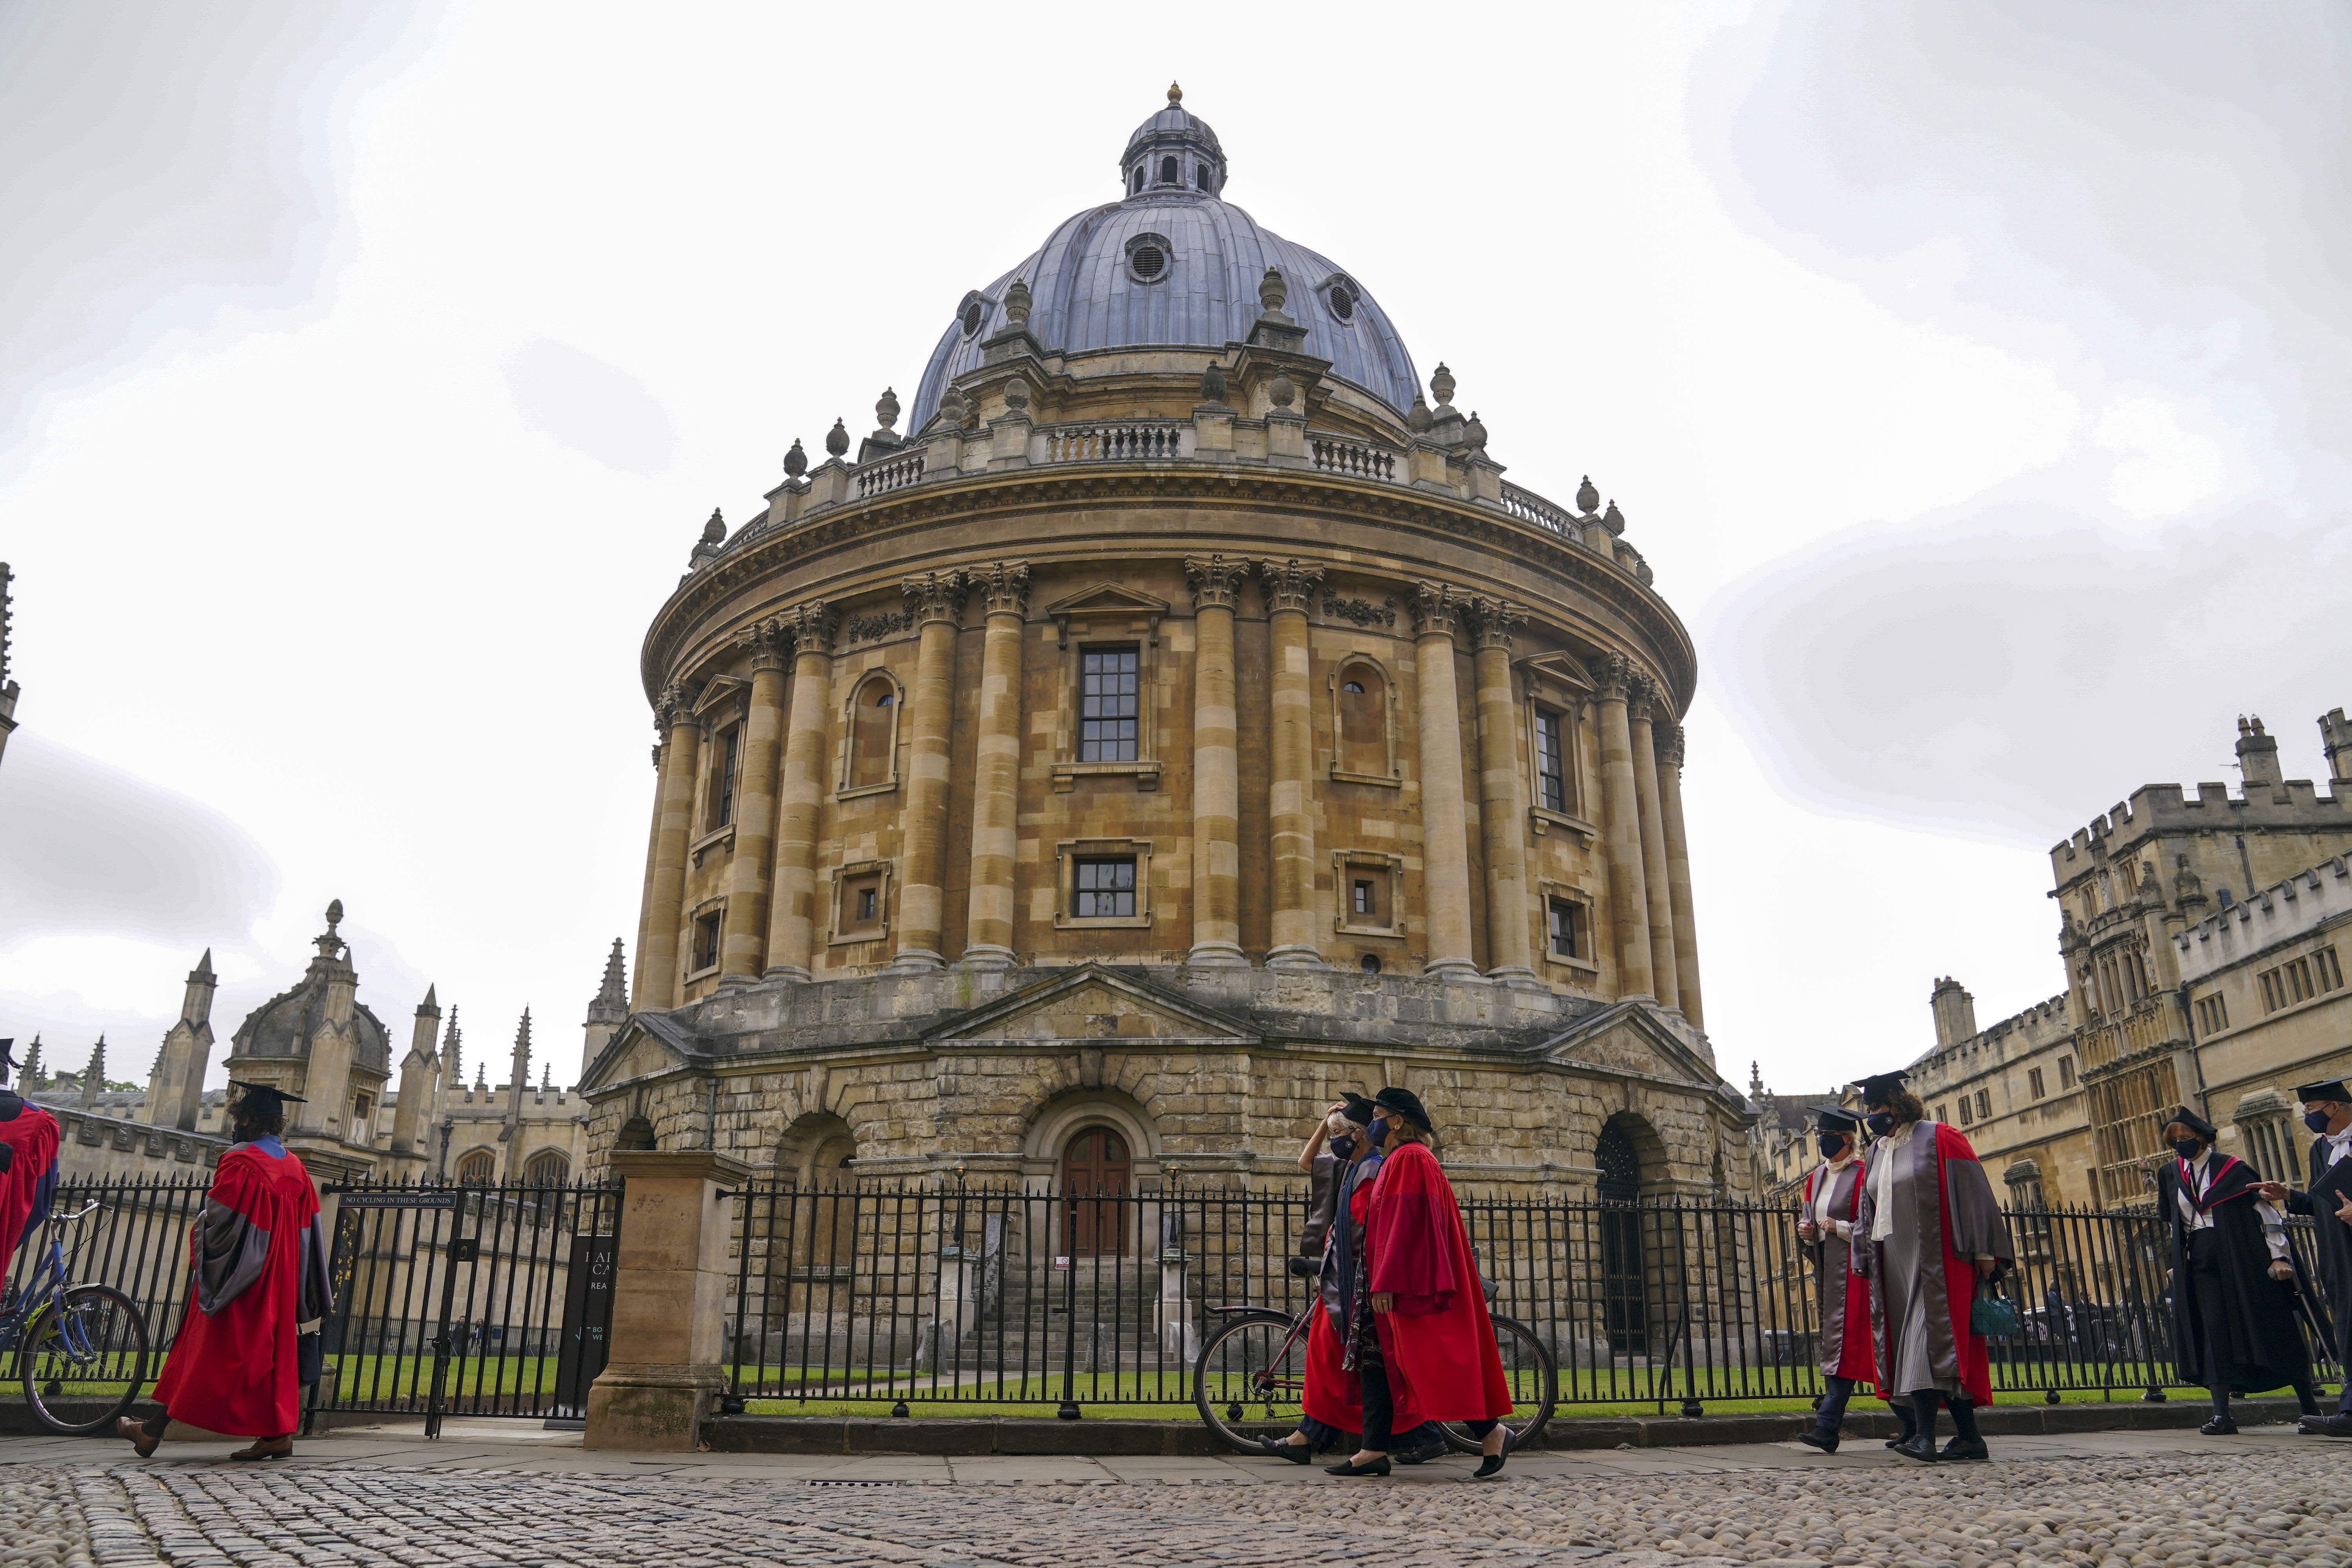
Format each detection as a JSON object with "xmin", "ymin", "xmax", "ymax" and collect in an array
[{"xmin": 1062, "ymin": 1128, "xmax": 1131, "ymax": 1256}]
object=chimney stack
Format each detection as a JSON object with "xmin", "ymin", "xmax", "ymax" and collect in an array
[{"xmin": 1931, "ymin": 977, "xmax": 1978, "ymax": 1049}]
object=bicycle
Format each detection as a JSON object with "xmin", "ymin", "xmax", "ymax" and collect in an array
[
  {"xmin": 1193, "ymin": 1291, "xmax": 1557, "ymax": 1457},
  {"xmin": 0, "ymin": 1200, "xmax": 154, "ymax": 1434}
]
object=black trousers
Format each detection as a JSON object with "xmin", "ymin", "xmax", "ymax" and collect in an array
[{"xmin": 1357, "ymin": 1360, "xmax": 1482, "ymax": 1450}]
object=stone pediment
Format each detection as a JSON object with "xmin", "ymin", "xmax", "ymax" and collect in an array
[
  {"xmin": 1535, "ymin": 1002, "xmax": 1731, "ymax": 1099},
  {"xmin": 928, "ymin": 964, "xmax": 1259, "ymax": 1047},
  {"xmin": 692, "ymin": 675, "xmax": 749, "ymax": 718},
  {"xmin": 1517, "ymin": 651, "xmax": 1594, "ymax": 703},
  {"xmin": 578, "ymin": 1013, "xmax": 696, "ymax": 1092},
  {"xmin": 1043, "ymin": 583, "xmax": 1169, "ymax": 644}
]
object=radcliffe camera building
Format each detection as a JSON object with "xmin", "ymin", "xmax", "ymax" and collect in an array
[{"xmin": 581, "ymin": 90, "xmax": 1749, "ymax": 1201}]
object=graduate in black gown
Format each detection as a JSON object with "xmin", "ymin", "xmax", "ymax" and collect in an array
[
  {"xmin": 2257, "ymin": 1079, "xmax": 2352, "ymax": 1437},
  {"xmin": 2152, "ymin": 1105, "xmax": 2320, "ymax": 1433}
]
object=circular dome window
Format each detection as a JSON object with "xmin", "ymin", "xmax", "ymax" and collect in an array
[
  {"xmin": 961, "ymin": 299, "xmax": 985, "ymax": 337},
  {"xmin": 1125, "ymin": 233, "xmax": 1173, "ymax": 285},
  {"xmin": 1328, "ymin": 281, "xmax": 1357, "ymax": 321}
]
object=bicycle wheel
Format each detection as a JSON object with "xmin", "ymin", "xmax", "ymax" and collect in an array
[
  {"xmin": 1193, "ymin": 1314, "xmax": 1308, "ymax": 1455},
  {"xmin": 19, "ymin": 1284, "xmax": 152, "ymax": 1436},
  {"xmin": 1437, "ymin": 1314, "xmax": 1557, "ymax": 1454}
]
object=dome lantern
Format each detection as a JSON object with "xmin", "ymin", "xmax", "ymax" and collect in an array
[{"xmin": 1121, "ymin": 81, "xmax": 1227, "ymax": 197}]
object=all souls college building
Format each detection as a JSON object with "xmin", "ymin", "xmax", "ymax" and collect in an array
[{"xmin": 580, "ymin": 90, "xmax": 1751, "ymax": 1203}]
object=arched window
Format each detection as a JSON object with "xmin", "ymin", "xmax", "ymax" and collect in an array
[
  {"xmin": 1131, "ymin": 167, "xmax": 1143, "ymax": 194},
  {"xmin": 848, "ymin": 675, "xmax": 898, "ymax": 789},
  {"xmin": 1194, "ymin": 163, "xmax": 1210, "ymax": 191},
  {"xmin": 455, "ymin": 1150, "xmax": 497, "ymax": 1186},
  {"xmin": 524, "ymin": 1150, "xmax": 570, "ymax": 1187},
  {"xmin": 1330, "ymin": 659, "xmax": 1396, "ymax": 783}
]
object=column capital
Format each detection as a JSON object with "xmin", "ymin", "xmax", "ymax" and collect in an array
[
  {"xmin": 1186, "ymin": 552, "xmax": 1248, "ymax": 612},
  {"xmin": 1657, "ymin": 720, "xmax": 1686, "ymax": 771},
  {"xmin": 1626, "ymin": 670, "xmax": 1661, "ymax": 723},
  {"xmin": 975, "ymin": 559, "xmax": 1031, "ymax": 618},
  {"xmin": 1470, "ymin": 594, "xmax": 1522, "ymax": 652},
  {"xmin": 1408, "ymin": 579, "xmax": 1468, "ymax": 640},
  {"xmin": 784, "ymin": 599, "xmax": 838, "ymax": 657},
  {"xmin": 656, "ymin": 681, "xmax": 701, "ymax": 733},
  {"xmin": 1595, "ymin": 651, "xmax": 1636, "ymax": 704},
  {"xmin": 740, "ymin": 619, "xmax": 791, "ymax": 673},
  {"xmin": 1252, "ymin": 556, "xmax": 1325, "ymax": 615},
  {"xmin": 901, "ymin": 569, "xmax": 971, "ymax": 628}
]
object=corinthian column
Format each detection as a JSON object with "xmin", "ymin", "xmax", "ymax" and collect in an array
[
  {"xmin": 1628, "ymin": 675, "xmax": 1679, "ymax": 1011},
  {"xmin": 1258, "ymin": 557, "xmax": 1327, "ymax": 968},
  {"xmin": 630, "ymin": 742, "xmax": 664, "ymax": 1004},
  {"xmin": 717, "ymin": 622, "xmax": 789, "ymax": 987},
  {"xmin": 1470, "ymin": 598, "xmax": 1535, "ymax": 983},
  {"xmin": 1595, "ymin": 654, "xmax": 1654, "ymax": 1000},
  {"xmin": 963, "ymin": 561, "xmax": 1029, "ymax": 971},
  {"xmin": 1656, "ymin": 722, "xmax": 1705, "ymax": 1029},
  {"xmin": 765, "ymin": 601, "xmax": 837, "ymax": 982},
  {"xmin": 1410, "ymin": 581, "xmax": 1479, "ymax": 981},
  {"xmin": 893, "ymin": 570, "xmax": 969, "ymax": 971},
  {"xmin": 636, "ymin": 684, "xmax": 704, "ymax": 1009},
  {"xmin": 1186, "ymin": 555, "xmax": 1247, "ymax": 967}
]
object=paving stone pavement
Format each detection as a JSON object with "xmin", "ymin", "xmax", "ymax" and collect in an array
[{"xmin": 4, "ymin": 1426, "xmax": 2352, "ymax": 1568}]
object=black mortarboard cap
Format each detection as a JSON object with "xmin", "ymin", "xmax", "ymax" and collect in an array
[
  {"xmin": 1851, "ymin": 1071, "xmax": 1910, "ymax": 1105},
  {"xmin": 1337, "ymin": 1093, "xmax": 1379, "ymax": 1129},
  {"xmin": 2296, "ymin": 1081, "xmax": 2352, "ymax": 1105},
  {"xmin": 0, "ymin": 1038, "xmax": 15, "ymax": 1075},
  {"xmin": 1812, "ymin": 1106, "xmax": 1862, "ymax": 1132},
  {"xmin": 1374, "ymin": 1085, "xmax": 1434, "ymax": 1131},
  {"xmin": 228, "ymin": 1080, "xmax": 307, "ymax": 1116},
  {"xmin": 2162, "ymin": 1104, "xmax": 2218, "ymax": 1142}
]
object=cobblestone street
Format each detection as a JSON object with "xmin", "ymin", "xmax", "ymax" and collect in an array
[{"xmin": 6, "ymin": 1428, "xmax": 2351, "ymax": 1568}]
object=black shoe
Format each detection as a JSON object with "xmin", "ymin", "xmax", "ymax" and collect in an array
[
  {"xmin": 1797, "ymin": 1429, "xmax": 1839, "ymax": 1455},
  {"xmin": 1939, "ymin": 1436, "xmax": 1989, "ymax": 1461},
  {"xmin": 1890, "ymin": 1434, "xmax": 1938, "ymax": 1463},
  {"xmin": 1392, "ymin": 1441, "xmax": 1446, "ymax": 1466},
  {"xmin": 1325, "ymin": 1455, "xmax": 1391, "ymax": 1476},
  {"xmin": 2300, "ymin": 1413, "xmax": 2352, "ymax": 1437},
  {"xmin": 1258, "ymin": 1436, "xmax": 1314, "ymax": 1465},
  {"xmin": 1472, "ymin": 1430, "xmax": 1512, "ymax": 1479},
  {"xmin": 2199, "ymin": 1417, "xmax": 2238, "ymax": 1436}
]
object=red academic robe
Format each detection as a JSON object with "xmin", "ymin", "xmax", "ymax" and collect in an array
[
  {"xmin": 1857, "ymin": 1121, "xmax": 2013, "ymax": 1408},
  {"xmin": 1365, "ymin": 1141, "xmax": 1512, "ymax": 1423},
  {"xmin": 1799, "ymin": 1158, "xmax": 1877, "ymax": 1385},
  {"xmin": 152, "ymin": 1140, "xmax": 332, "ymax": 1437},
  {"xmin": 0, "ymin": 1101, "xmax": 62, "ymax": 1283}
]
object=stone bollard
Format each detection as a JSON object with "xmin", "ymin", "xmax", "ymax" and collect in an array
[{"xmin": 584, "ymin": 1149, "xmax": 749, "ymax": 1450}]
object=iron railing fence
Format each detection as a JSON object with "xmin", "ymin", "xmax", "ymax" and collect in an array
[
  {"xmin": 305, "ymin": 1178, "xmax": 622, "ymax": 1434},
  {"xmin": 0, "ymin": 1174, "xmax": 212, "ymax": 1352},
  {"xmin": 724, "ymin": 1184, "xmax": 2343, "ymax": 1416}
]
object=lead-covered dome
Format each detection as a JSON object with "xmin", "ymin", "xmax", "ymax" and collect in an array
[{"xmin": 909, "ymin": 87, "xmax": 1418, "ymax": 432}]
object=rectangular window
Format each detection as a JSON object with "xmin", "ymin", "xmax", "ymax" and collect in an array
[
  {"xmin": 1534, "ymin": 709, "xmax": 1568, "ymax": 813},
  {"xmin": 693, "ymin": 911, "xmax": 722, "ymax": 973},
  {"xmin": 1074, "ymin": 857, "xmax": 1137, "ymax": 918},
  {"xmin": 2029, "ymin": 1067, "xmax": 2046, "ymax": 1100},
  {"xmin": 858, "ymin": 887, "xmax": 877, "ymax": 923},
  {"xmin": 2260, "ymin": 967, "xmax": 2287, "ymax": 1013},
  {"xmin": 1352, "ymin": 879, "xmax": 1373, "ymax": 916},
  {"xmin": 2058, "ymin": 1056, "xmax": 2076, "ymax": 1090},
  {"xmin": 2290, "ymin": 958, "xmax": 2317, "ymax": 1004},
  {"xmin": 1975, "ymin": 1089, "xmax": 1991, "ymax": 1121},
  {"xmin": 1937, "ymin": 1104, "xmax": 1951, "ymax": 1125},
  {"xmin": 2319, "ymin": 946, "xmax": 2345, "ymax": 992},
  {"xmin": 709, "ymin": 726, "xmax": 741, "ymax": 830},
  {"xmin": 2196, "ymin": 993, "xmax": 2230, "ymax": 1035},
  {"xmin": 1957, "ymin": 1097, "xmax": 1973, "ymax": 1125},
  {"xmin": 840, "ymin": 872, "xmax": 884, "ymax": 935},
  {"xmin": 1547, "ymin": 897, "xmax": 1580, "ymax": 959},
  {"xmin": 1078, "ymin": 649, "xmax": 1140, "ymax": 762}
]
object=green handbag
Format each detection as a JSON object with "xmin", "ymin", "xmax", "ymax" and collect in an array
[{"xmin": 1970, "ymin": 1285, "xmax": 2020, "ymax": 1340}]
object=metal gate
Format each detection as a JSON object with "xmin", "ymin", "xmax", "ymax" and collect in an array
[{"xmin": 305, "ymin": 1178, "xmax": 621, "ymax": 1435}]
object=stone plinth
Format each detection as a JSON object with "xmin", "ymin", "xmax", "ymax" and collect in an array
[{"xmin": 584, "ymin": 1148, "xmax": 750, "ymax": 1450}]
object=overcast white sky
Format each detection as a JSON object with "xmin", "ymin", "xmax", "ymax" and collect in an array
[{"xmin": 2, "ymin": 2, "xmax": 2345, "ymax": 1099}]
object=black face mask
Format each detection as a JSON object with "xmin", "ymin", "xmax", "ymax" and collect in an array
[
  {"xmin": 2308, "ymin": 1109, "xmax": 2336, "ymax": 1136},
  {"xmin": 1366, "ymin": 1118, "xmax": 1391, "ymax": 1149},
  {"xmin": 2171, "ymin": 1139, "xmax": 2205, "ymax": 1161},
  {"xmin": 1329, "ymin": 1135, "xmax": 1357, "ymax": 1161},
  {"xmin": 1817, "ymin": 1133, "xmax": 1849, "ymax": 1159},
  {"xmin": 1864, "ymin": 1112, "xmax": 1895, "ymax": 1137}
]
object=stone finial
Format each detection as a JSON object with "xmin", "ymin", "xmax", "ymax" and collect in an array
[
  {"xmin": 1168, "ymin": 81, "xmax": 1183, "ymax": 104},
  {"xmin": 1408, "ymin": 390, "xmax": 1432, "ymax": 434},
  {"xmin": 825, "ymin": 418, "xmax": 850, "ymax": 458},
  {"xmin": 874, "ymin": 387, "xmax": 900, "ymax": 434},
  {"xmin": 1267, "ymin": 372, "xmax": 1296, "ymax": 410},
  {"xmin": 1429, "ymin": 363, "xmax": 1455, "ymax": 409},
  {"xmin": 1258, "ymin": 267, "xmax": 1288, "ymax": 314},
  {"xmin": 1186, "ymin": 553, "xmax": 1247, "ymax": 612},
  {"xmin": 1406, "ymin": 579, "xmax": 1468, "ymax": 639},
  {"xmin": 325, "ymin": 899, "xmax": 344, "ymax": 933},
  {"xmin": 701, "ymin": 508, "xmax": 726, "ymax": 546},
  {"xmin": 1002, "ymin": 377, "xmax": 1031, "ymax": 414},
  {"xmin": 1576, "ymin": 475, "xmax": 1599, "ymax": 514},
  {"xmin": 939, "ymin": 385, "xmax": 972, "ymax": 430},
  {"xmin": 1463, "ymin": 411, "xmax": 1488, "ymax": 451},
  {"xmin": 1004, "ymin": 277, "xmax": 1031, "ymax": 329},
  {"xmin": 783, "ymin": 438, "xmax": 808, "ymax": 479},
  {"xmin": 1253, "ymin": 556, "xmax": 1325, "ymax": 615},
  {"xmin": 1200, "ymin": 361, "xmax": 1227, "ymax": 405},
  {"xmin": 1601, "ymin": 499, "xmax": 1625, "ymax": 535},
  {"xmin": 977, "ymin": 559, "xmax": 1031, "ymax": 617}
]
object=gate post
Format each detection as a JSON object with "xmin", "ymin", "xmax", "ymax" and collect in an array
[{"xmin": 585, "ymin": 1149, "xmax": 749, "ymax": 1450}]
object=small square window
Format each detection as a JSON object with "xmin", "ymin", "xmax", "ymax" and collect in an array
[
  {"xmin": 840, "ymin": 873, "xmax": 884, "ymax": 934},
  {"xmin": 1546, "ymin": 897, "xmax": 1581, "ymax": 959},
  {"xmin": 1074, "ymin": 857, "xmax": 1136, "ymax": 918}
]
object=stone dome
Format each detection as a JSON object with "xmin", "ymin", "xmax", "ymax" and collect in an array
[
  {"xmin": 232, "ymin": 978, "xmax": 391, "ymax": 1074},
  {"xmin": 909, "ymin": 88, "xmax": 1418, "ymax": 432}
]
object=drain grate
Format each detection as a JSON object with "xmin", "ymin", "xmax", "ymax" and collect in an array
[{"xmin": 807, "ymin": 1479, "xmax": 902, "ymax": 1487}]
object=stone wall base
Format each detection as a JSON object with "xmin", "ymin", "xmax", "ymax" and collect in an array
[{"xmin": 583, "ymin": 1362, "xmax": 726, "ymax": 1451}]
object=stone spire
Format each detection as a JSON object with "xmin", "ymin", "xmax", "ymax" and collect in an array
[
  {"xmin": 582, "ymin": 938, "xmax": 628, "ymax": 1086},
  {"xmin": 20, "ymin": 1035, "xmax": 39, "ymax": 1091},
  {"xmin": 145, "ymin": 949, "xmax": 220, "ymax": 1131},
  {"xmin": 80, "ymin": 1036, "xmax": 105, "ymax": 1112},
  {"xmin": 441, "ymin": 1006, "xmax": 463, "ymax": 1087},
  {"xmin": 391, "ymin": 984, "xmax": 442, "ymax": 1160},
  {"xmin": 506, "ymin": 1009, "xmax": 532, "ymax": 1116}
]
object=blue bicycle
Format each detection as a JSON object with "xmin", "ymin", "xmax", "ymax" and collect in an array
[{"xmin": 0, "ymin": 1200, "xmax": 152, "ymax": 1434}]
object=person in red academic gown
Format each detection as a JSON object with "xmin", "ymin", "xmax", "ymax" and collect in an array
[
  {"xmin": 118, "ymin": 1082, "xmax": 332, "ymax": 1461},
  {"xmin": 1849, "ymin": 1070, "xmax": 2014, "ymax": 1464},
  {"xmin": 0, "ymin": 1040, "xmax": 63, "ymax": 1287},
  {"xmin": 1327, "ymin": 1086, "xmax": 1513, "ymax": 1479},
  {"xmin": 1796, "ymin": 1106, "xmax": 1877, "ymax": 1454}
]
